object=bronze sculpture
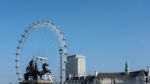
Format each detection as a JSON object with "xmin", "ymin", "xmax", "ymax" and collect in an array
[{"xmin": 24, "ymin": 59, "xmax": 51, "ymax": 80}]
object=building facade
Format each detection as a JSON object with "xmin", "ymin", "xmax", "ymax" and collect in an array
[
  {"xmin": 66, "ymin": 54, "xmax": 86, "ymax": 78},
  {"xmin": 65, "ymin": 68, "xmax": 150, "ymax": 84}
]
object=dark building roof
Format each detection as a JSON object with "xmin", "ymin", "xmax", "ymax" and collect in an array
[
  {"xmin": 97, "ymin": 70, "xmax": 146, "ymax": 79},
  {"xmin": 66, "ymin": 70, "xmax": 147, "ymax": 81}
]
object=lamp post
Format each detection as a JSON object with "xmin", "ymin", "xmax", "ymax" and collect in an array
[{"xmin": 59, "ymin": 48, "xmax": 63, "ymax": 84}]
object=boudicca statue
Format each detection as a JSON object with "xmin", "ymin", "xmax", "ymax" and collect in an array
[{"xmin": 24, "ymin": 57, "xmax": 51, "ymax": 80}]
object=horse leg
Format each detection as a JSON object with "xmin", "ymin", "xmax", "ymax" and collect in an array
[
  {"xmin": 39, "ymin": 72, "xmax": 43, "ymax": 80},
  {"xmin": 34, "ymin": 74, "xmax": 38, "ymax": 80},
  {"xmin": 31, "ymin": 72, "xmax": 38, "ymax": 80},
  {"xmin": 24, "ymin": 73, "xmax": 29, "ymax": 80},
  {"xmin": 38, "ymin": 71, "xmax": 44, "ymax": 80}
]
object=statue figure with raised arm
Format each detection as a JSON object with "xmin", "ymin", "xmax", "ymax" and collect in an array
[{"xmin": 24, "ymin": 56, "xmax": 52, "ymax": 82}]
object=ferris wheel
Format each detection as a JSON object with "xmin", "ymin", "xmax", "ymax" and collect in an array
[{"xmin": 15, "ymin": 20, "xmax": 67, "ymax": 82}]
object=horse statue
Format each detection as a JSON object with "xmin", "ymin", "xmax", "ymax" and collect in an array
[
  {"xmin": 24, "ymin": 58, "xmax": 51, "ymax": 80},
  {"xmin": 38, "ymin": 63, "xmax": 51, "ymax": 79},
  {"xmin": 24, "ymin": 59, "xmax": 38, "ymax": 80}
]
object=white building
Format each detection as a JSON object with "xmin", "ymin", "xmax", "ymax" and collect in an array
[{"xmin": 66, "ymin": 54, "xmax": 86, "ymax": 78}]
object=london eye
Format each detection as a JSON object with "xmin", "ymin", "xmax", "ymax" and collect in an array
[{"xmin": 15, "ymin": 20, "xmax": 67, "ymax": 83}]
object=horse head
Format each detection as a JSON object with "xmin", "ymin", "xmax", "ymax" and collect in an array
[{"xmin": 37, "ymin": 63, "xmax": 51, "ymax": 79}]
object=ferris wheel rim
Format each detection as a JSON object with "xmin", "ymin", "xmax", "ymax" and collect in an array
[{"xmin": 15, "ymin": 19, "xmax": 67, "ymax": 81}]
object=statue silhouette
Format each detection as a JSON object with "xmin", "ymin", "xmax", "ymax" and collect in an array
[
  {"xmin": 38, "ymin": 63, "xmax": 51, "ymax": 79},
  {"xmin": 24, "ymin": 59, "xmax": 38, "ymax": 80},
  {"xmin": 24, "ymin": 59, "xmax": 51, "ymax": 80}
]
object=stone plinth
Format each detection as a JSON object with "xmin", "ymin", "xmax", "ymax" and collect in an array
[{"xmin": 20, "ymin": 80, "xmax": 52, "ymax": 84}]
